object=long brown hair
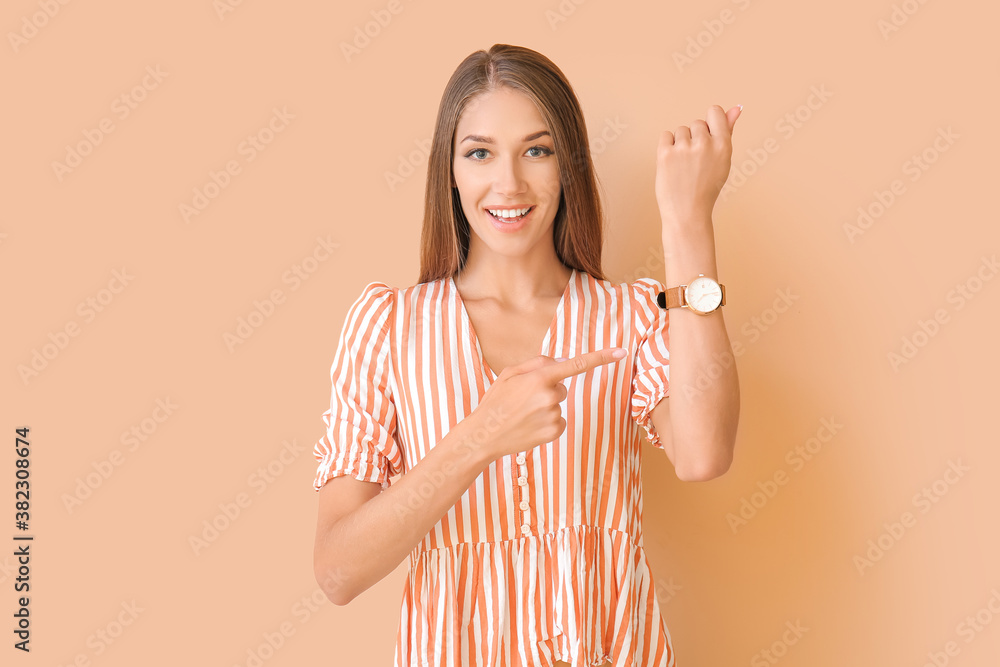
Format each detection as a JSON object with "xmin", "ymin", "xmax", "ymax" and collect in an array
[{"xmin": 417, "ymin": 44, "xmax": 607, "ymax": 285}]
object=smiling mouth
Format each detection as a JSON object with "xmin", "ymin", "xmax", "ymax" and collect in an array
[{"xmin": 486, "ymin": 206, "xmax": 534, "ymax": 223}]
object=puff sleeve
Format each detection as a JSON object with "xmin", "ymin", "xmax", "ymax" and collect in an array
[
  {"xmin": 629, "ymin": 277, "xmax": 671, "ymax": 449},
  {"xmin": 312, "ymin": 282, "xmax": 403, "ymax": 492}
]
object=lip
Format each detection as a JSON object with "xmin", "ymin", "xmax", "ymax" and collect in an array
[
  {"xmin": 486, "ymin": 205, "xmax": 534, "ymax": 233},
  {"xmin": 483, "ymin": 205, "xmax": 533, "ymax": 211}
]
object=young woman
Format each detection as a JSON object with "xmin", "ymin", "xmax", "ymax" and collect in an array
[{"xmin": 312, "ymin": 44, "xmax": 741, "ymax": 667}]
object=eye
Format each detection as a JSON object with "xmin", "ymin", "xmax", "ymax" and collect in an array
[{"xmin": 463, "ymin": 145, "xmax": 554, "ymax": 161}]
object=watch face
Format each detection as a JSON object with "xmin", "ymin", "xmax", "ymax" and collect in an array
[{"xmin": 685, "ymin": 276, "xmax": 723, "ymax": 314}]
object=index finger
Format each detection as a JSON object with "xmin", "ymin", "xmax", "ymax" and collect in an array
[{"xmin": 545, "ymin": 348, "xmax": 628, "ymax": 382}]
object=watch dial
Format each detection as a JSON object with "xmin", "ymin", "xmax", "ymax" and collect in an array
[{"xmin": 686, "ymin": 276, "xmax": 722, "ymax": 312}]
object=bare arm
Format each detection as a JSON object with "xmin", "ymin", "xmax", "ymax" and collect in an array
[
  {"xmin": 313, "ymin": 415, "xmax": 493, "ymax": 605},
  {"xmin": 652, "ymin": 104, "xmax": 743, "ymax": 482},
  {"xmin": 314, "ymin": 347, "xmax": 625, "ymax": 603},
  {"xmin": 654, "ymin": 218, "xmax": 740, "ymax": 481}
]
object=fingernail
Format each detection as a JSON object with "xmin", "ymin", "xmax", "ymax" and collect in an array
[
  {"xmin": 555, "ymin": 357, "xmax": 568, "ymax": 362},
  {"xmin": 738, "ymin": 104, "xmax": 743, "ymax": 111},
  {"xmin": 611, "ymin": 348, "xmax": 627, "ymax": 359}
]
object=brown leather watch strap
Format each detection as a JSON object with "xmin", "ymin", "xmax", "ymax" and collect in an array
[
  {"xmin": 656, "ymin": 285, "xmax": 726, "ymax": 310},
  {"xmin": 656, "ymin": 287, "xmax": 685, "ymax": 309}
]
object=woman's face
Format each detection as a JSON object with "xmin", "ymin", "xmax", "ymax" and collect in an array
[{"xmin": 452, "ymin": 86, "xmax": 562, "ymax": 258}]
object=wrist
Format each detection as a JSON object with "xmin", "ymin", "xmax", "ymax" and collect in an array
[
  {"xmin": 448, "ymin": 412, "xmax": 499, "ymax": 470},
  {"xmin": 661, "ymin": 227, "xmax": 720, "ymax": 286},
  {"xmin": 662, "ymin": 216, "xmax": 714, "ymax": 250},
  {"xmin": 660, "ymin": 208, "xmax": 713, "ymax": 230}
]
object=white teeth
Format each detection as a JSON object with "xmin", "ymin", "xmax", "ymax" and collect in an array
[{"xmin": 488, "ymin": 207, "xmax": 530, "ymax": 219}]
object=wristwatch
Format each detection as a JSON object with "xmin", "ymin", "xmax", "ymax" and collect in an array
[{"xmin": 656, "ymin": 274, "xmax": 726, "ymax": 315}]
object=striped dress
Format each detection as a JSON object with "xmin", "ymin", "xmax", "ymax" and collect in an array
[{"xmin": 312, "ymin": 268, "xmax": 676, "ymax": 667}]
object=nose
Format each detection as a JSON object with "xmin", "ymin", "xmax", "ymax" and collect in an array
[{"xmin": 492, "ymin": 153, "xmax": 526, "ymax": 198}]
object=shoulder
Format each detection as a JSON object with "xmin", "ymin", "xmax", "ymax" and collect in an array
[
  {"xmin": 391, "ymin": 275, "xmax": 452, "ymax": 311},
  {"xmin": 349, "ymin": 276, "xmax": 455, "ymax": 320},
  {"xmin": 347, "ymin": 281, "xmax": 396, "ymax": 317},
  {"xmin": 583, "ymin": 271, "xmax": 665, "ymax": 309},
  {"xmin": 356, "ymin": 280, "xmax": 395, "ymax": 299}
]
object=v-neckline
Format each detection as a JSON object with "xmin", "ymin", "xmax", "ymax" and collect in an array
[{"xmin": 450, "ymin": 268, "xmax": 576, "ymax": 381}]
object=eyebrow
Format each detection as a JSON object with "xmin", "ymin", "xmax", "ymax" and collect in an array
[{"xmin": 460, "ymin": 130, "xmax": 551, "ymax": 144}]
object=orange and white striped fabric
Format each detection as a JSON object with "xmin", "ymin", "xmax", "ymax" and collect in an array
[{"xmin": 313, "ymin": 268, "xmax": 676, "ymax": 667}]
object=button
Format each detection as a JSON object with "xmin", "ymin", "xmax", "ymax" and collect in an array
[
  {"xmin": 517, "ymin": 476, "xmax": 527, "ymax": 486},
  {"xmin": 521, "ymin": 524, "xmax": 530, "ymax": 535},
  {"xmin": 516, "ymin": 454, "xmax": 526, "ymax": 464},
  {"xmin": 519, "ymin": 501, "xmax": 529, "ymax": 511}
]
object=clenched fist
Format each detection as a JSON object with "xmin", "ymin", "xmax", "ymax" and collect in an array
[{"xmin": 655, "ymin": 104, "xmax": 742, "ymax": 232}]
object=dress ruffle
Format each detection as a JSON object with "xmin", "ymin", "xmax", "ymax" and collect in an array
[{"xmin": 396, "ymin": 525, "xmax": 674, "ymax": 667}]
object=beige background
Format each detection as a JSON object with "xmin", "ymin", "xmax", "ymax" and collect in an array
[{"xmin": 3, "ymin": 0, "xmax": 999, "ymax": 665}]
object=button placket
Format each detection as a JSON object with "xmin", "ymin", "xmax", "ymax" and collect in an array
[{"xmin": 516, "ymin": 451, "xmax": 530, "ymax": 535}]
